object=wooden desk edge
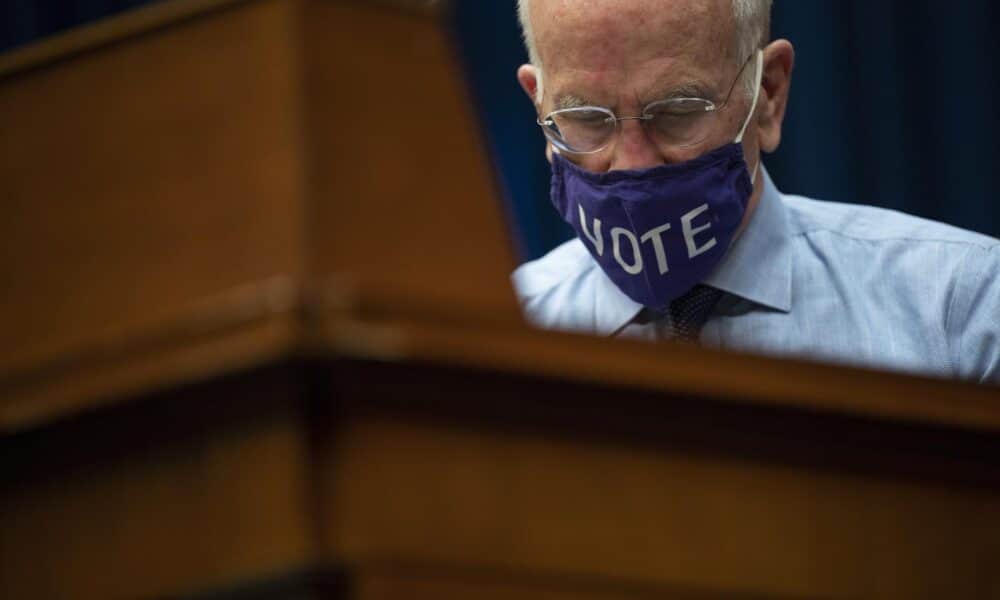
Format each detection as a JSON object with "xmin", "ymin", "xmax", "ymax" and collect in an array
[
  {"xmin": 0, "ymin": 0, "xmax": 253, "ymax": 80},
  {"xmin": 0, "ymin": 0, "xmax": 446, "ymax": 80},
  {"xmin": 2, "ymin": 276, "xmax": 998, "ymax": 436}
]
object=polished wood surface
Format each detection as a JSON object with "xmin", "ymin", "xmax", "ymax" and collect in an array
[
  {"xmin": 3, "ymin": 359, "xmax": 999, "ymax": 599},
  {"xmin": 0, "ymin": 0, "xmax": 519, "ymax": 429},
  {"xmin": 0, "ymin": 368, "xmax": 317, "ymax": 599},
  {"xmin": 300, "ymin": 0, "xmax": 520, "ymax": 324},
  {"xmin": 0, "ymin": 0, "xmax": 308, "ymax": 425},
  {"xmin": 329, "ymin": 416, "xmax": 1000, "ymax": 599},
  {"xmin": 1, "ymin": 1, "xmax": 999, "ymax": 599}
]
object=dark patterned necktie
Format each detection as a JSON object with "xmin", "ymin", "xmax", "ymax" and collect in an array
[
  {"xmin": 667, "ymin": 284, "xmax": 723, "ymax": 342},
  {"xmin": 632, "ymin": 284, "xmax": 723, "ymax": 342}
]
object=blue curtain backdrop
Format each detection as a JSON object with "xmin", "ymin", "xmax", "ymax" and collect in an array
[{"xmin": 6, "ymin": 1, "xmax": 999, "ymax": 262}]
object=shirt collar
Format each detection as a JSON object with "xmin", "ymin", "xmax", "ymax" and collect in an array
[
  {"xmin": 592, "ymin": 269, "xmax": 646, "ymax": 336},
  {"xmin": 593, "ymin": 165, "xmax": 793, "ymax": 336},
  {"xmin": 703, "ymin": 166, "xmax": 793, "ymax": 313}
]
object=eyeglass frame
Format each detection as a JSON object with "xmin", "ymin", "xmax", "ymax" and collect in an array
[{"xmin": 535, "ymin": 51, "xmax": 760, "ymax": 155}]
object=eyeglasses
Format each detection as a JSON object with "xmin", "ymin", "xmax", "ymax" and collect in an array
[{"xmin": 536, "ymin": 52, "xmax": 757, "ymax": 155}]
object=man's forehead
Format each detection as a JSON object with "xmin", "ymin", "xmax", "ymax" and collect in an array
[
  {"xmin": 531, "ymin": 0, "xmax": 726, "ymax": 26},
  {"xmin": 531, "ymin": 0, "xmax": 733, "ymax": 71},
  {"xmin": 531, "ymin": 0, "xmax": 735, "ymax": 107}
]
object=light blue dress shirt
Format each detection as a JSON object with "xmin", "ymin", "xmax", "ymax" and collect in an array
[{"xmin": 512, "ymin": 168, "xmax": 1000, "ymax": 383}]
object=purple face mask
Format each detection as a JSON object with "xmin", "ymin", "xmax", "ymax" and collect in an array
[{"xmin": 549, "ymin": 52, "xmax": 763, "ymax": 310}]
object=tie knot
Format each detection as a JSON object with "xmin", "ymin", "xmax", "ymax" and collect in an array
[
  {"xmin": 623, "ymin": 285, "xmax": 723, "ymax": 342},
  {"xmin": 667, "ymin": 284, "xmax": 723, "ymax": 342}
]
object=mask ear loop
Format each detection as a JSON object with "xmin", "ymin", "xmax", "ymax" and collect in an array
[{"xmin": 735, "ymin": 50, "xmax": 765, "ymax": 184}]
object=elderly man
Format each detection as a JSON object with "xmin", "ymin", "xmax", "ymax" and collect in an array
[{"xmin": 511, "ymin": 0, "xmax": 1000, "ymax": 382}]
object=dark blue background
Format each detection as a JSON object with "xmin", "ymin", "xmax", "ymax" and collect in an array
[{"xmin": 6, "ymin": 1, "xmax": 999, "ymax": 262}]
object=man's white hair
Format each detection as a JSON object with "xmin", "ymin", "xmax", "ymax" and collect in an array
[{"xmin": 517, "ymin": 0, "xmax": 772, "ymax": 102}]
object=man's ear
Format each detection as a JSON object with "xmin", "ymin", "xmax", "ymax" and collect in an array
[
  {"xmin": 518, "ymin": 64, "xmax": 555, "ymax": 162},
  {"xmin": 517, "ymin": 64, "xmax": 540, "ymax": 107},
  {"xmin": 757, "ymin": 40, "xmax": 794, "ymax": 154}
]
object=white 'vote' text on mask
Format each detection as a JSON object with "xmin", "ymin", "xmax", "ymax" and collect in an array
[{"xmin": 577, "ymin": 204, "xmax": 718, "ymax": 276}]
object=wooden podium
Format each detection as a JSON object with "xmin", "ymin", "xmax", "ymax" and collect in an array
[{"xmin": 1, "ymin": 1, "xmax": 999, "ymax": 598}]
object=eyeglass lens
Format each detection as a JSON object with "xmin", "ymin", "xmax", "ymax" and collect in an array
[{"xmin": 543, "ymin": 100, "xmax": 716, "ymax": 154}]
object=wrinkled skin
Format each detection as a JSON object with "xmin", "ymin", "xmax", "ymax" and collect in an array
[{"xmin": 517, "ymin": 0, "xmax": 794, "ymax": 229}]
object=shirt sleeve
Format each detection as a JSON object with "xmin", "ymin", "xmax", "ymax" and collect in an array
[{"xmin": 949, "ymin": 244, "xmax": 1000, "ymax": 384}]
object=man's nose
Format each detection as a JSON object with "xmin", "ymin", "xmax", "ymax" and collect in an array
[{"xmin": 608, "ymin": 119, "xmax": 664, "ymax": 171}]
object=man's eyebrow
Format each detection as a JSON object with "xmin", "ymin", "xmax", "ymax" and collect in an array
[
  {"xmin": 551, "ymin": 83, "xmax": 711, "ymax": 111},
  {"xmin": 553, "ymin": 94, "xmax": 592, "ymax": 110},
  {"xmin": 651, "ymin": 81, "xmax": 713, "ymax": 101}
]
